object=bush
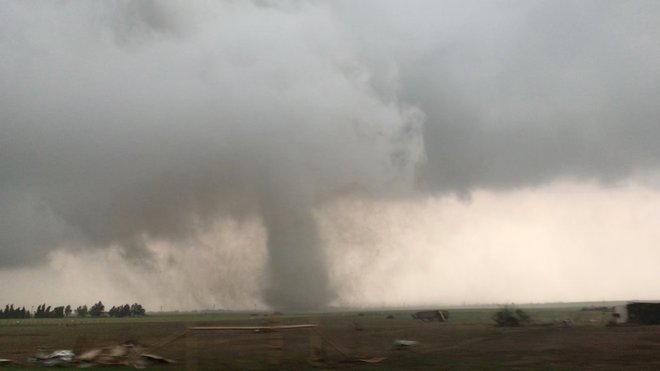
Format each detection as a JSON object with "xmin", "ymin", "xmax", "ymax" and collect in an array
[{"xmin": 493, "ymin": 306, "xmax": 531, "ymax": 327}]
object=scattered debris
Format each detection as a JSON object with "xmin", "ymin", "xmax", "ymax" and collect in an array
[
  {"xmin": 253, "ymin": 327, "xmax": 276, "ymax": 333},
  {"xmin": 77, "ymin": 343, "xmax": 174, "ymax": 368},
  {"xmin": 30, "ymin": 343, "xmax": 175, "ymax": 368},
  {"xmin": 0, "ymin": 358, "xmax": 16, "ymax": 366},
  {"xmin": 357, "ymin": 356, "xmax": 387, "ymax": 363},
  {"xmin": 30, "ymin": 349, "xmax": 75, "ymax": 367},
  {"xmin": 394, "ymin": 339, "xmax": 419, "ymax": 349},
  {"xmin": 493, "ymin": 306, "xmax": 531, "ymax": 327},
  {"xmin": 411, "ymin": 310, "xmax": 449, "ymax": 322},
  {"xmin": 135, "ymin": 354, "xmax": 176, "ymax": 368}
]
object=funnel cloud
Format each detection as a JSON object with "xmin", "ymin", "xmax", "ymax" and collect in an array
[{"xmin": 3, "ymin": 1, "xmax": 660, "ymax": 310}]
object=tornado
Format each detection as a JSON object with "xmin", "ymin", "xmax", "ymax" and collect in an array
[{"xmin": 261, "ymin": 194, "xmax": 332, "ymax": 310}]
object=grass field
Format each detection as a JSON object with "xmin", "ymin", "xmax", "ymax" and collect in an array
[{"xmin": 1, "ymin": 303, "xmax": 659, "ymax": 370}]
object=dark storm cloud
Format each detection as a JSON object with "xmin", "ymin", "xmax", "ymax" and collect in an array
[
  {"xmin": 333, "ymin": 0, "xmax": 660, "ymax": 192},
  {"xmin": 0, "ymin": 1, "xmax": 422, "ymax": 309},
  {"xmin": 2, "ymin": 0, "xmax": 660, "ymax": 309},
  {"xmin": 391, "ymin": 1, "xmax": 660, "ymax": 192}
]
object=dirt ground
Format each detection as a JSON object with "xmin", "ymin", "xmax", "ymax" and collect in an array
[{"xmin": 1, "ymin": 308, "xmax": 660, "ymax": 370}]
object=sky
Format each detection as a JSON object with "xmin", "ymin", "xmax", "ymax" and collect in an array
[{"xmin": 2, "ymin": 0, "xmax": 660, "ymax": 311}]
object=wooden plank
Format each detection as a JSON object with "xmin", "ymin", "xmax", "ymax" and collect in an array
[{"xmin": 189, "ymin": 324, "xmax": 317, "ymax": 331}]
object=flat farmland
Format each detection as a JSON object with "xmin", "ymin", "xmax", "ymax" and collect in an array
[{"xmin": 1, "ymin": 306, "xmax": 660, "ymax": 370}]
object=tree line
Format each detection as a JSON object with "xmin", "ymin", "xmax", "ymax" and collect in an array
[
  {"xmin": 75, "ymin": 302, "xmax": 146, "ymax": 317},
  {"xmin": 0, "ymin": 304, "xmax": 31, "ymax": 319},
  {"xmin": 0, "ymin": 302, "xmax": 146, "ymax": 319}
]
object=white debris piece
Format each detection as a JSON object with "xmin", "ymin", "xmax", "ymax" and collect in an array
[
  {"xmin": 31, "ymin": 349, "xmax": 75, "ymax": 367},
  {"xmin": 394, "ymin": 339, "xmax": 419, "ymax": 349}
]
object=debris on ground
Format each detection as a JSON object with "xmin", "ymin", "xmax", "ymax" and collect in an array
[
  {"xmin": 411, "ymin": 310, "xmax": 449, "ymax": 322},
  {"xmin": 0, "ymin": 358, "xmax": 16, "ymax": 366},
  {"xmin": 29, "ymin": 343, "xmax": 174, "ymax": 368},
  {"xmin": 30, "ymin": 349, "xmax": 75, "ymax": 367},
  {"xmin": 493, "ymin": 306, "xmax": 531, "ymax": 327},
  {"xmin": 357, "ymin": 356, "xmax": 387, "ymax": 363},
  {"xmin": 77, "ymin": 343, "xmax": 174, "ymax": 368},
  {"xmin": 139, "ymin": 354, "xmax": 175, "ymax": 365},
  {"xmin": 132, "ymin": 354, "xmax": 176, "ymax": 369},
  {"xmin": 394, "ymin": 339, "xmax": 419, "ymax": 349}
]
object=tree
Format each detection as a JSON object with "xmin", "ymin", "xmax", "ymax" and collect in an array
[
  {"xmin": 0, "ymin": 304, "xmax": 27, "ymax": 319},
  {"xmin": 108, "ymin": 304, "xmax": 138, "ymax": 317},
  {"xmin": 65, "ymin": 305, "xmax": 72, "ymax": 317},
  {"xmin": 52, "ymin": 306, "xmax": 65, "ymax": 318},
  {"xmin": 35, "ymin": 304, "xmax": 47, "ymax": 318},
  {"xmin": 130, "ymin": 303, "xmax": 146, "ymax": 316},
  {"xmin": 89, "ymin": 301, "xmax": 104, "ymax": 317},
  {"xmin": 76, "ymin": 305, "xmax": 88, "ymax": 317}
]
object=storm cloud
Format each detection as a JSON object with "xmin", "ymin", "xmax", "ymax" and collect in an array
[
  {"xmin": 397, "ymin": 1, "xmax": 660, "ymax": 191},
  {"xmin": 2, "ymin": 0, "xmax": 660, "ymax": 309},
  {"xmin": 0, "ymin": 1, "xmax": 423, "ymax": 309}
]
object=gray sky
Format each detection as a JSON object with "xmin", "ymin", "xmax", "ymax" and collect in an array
[{"xmin": 2, "ymin": 0, "xmax": 660, "ymax": 310}]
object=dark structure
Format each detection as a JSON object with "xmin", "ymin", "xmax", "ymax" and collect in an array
[
  {"xmin": 626, "ymin": 302, "xmax": 660, "ymax": 324},
  {"xmin": 411, "ymin": 310, "xmax": 449, "ymax": 322}
]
